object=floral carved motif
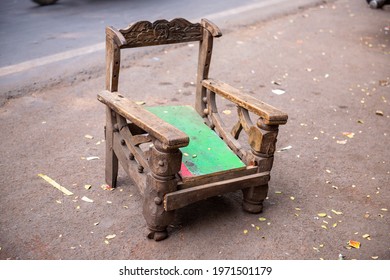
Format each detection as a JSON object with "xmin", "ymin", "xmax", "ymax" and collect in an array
[{"xmin": 119, "ymin": 18, "xmax": 202, "ymax": 47}]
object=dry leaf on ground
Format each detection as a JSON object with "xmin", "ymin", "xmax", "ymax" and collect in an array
[
  {"xmin": 105, "ymin": 234, "xmax": 116, "ymax": 240},
  {"xmin": 331, "ymin": 209, "xmax": 343, "ymax": 215},
  {"xmin": 348, "ymin": 240, "xmax": 360, "ymax": 249}
]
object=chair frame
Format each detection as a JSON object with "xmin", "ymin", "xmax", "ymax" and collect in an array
[{"xmin": 98, "ymin": 18, "xmax": 288, "ymax": 241}]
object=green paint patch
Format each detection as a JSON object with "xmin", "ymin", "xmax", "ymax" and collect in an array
[{"xmin": 146, "ymin": 105, "xmax": 245, "ymax": 177}]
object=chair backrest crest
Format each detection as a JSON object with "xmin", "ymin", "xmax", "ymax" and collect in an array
[
  {"xmin": 105, "ymin": 18, "xmax": 222, "ymax": 112},
  {"xmin": 118, "ymin": 18, "xmax": 203, "ymax": 48}
]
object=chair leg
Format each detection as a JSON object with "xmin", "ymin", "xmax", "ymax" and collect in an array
[
  {"xmin": 242, "ymin": 183, "xmax": 269, "ymax": 213},
  {"xmin": 143, "ymin": 174, "xmax": 176, "ymax": 241},
  {"xmin": 142, "ymin": 141, "xmax": 182, "ymax": 241},
  {"xmin": 105, "ymin": 107, "xmax": 119, "ymax": 188},
  {"xmin": 105, "ymin": 146, "xmax": 118, "ymax": 188}
]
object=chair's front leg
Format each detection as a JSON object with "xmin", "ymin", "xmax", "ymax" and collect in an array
[
  {"xmin": 242, "ymin": 118, "xmax": 279, "ymax": 213},
  {"xmin": 143, "ymin": 140, "xmax": 182, "ymax": 241}
]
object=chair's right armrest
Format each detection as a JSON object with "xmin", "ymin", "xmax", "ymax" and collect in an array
[
  {"xmin": 98, "ymin": 90, "xmax": 189, "ymax": 150},
  {"xmin": 202, "ymin": 79, "xmax": 288, "ymax": 125}
]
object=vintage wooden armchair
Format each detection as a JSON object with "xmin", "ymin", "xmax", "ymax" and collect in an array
[{"xmin": 98, "ymin": 18, "xmax": 288, "ymax": 241}]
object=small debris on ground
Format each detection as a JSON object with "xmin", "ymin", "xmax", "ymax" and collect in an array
[
  {"xmin": 38, "ymin": 174, "xmax": 74, "ymax": 196},
  {"xmin": 86, "ymin": 156, "xmax": 99, "ymax": 161},
  {"xmin": 222, "ymin": 109, "xmax": 232, "ymax": 115},
  {"xmin": 81, "ymin": 196, "xmax": 93, "ymax": 203},
  {"xmin": 101, "ymin": 184, "xmax": 114, "ymax": 191},
  {"xmin": 272, "ymin": 89, "xmax": 286, "ymax": 95},
  {"xmin": 375, "ymin": 110, "xmax": 384, "ymax": 116},
  {"xmin": 105, "ymin": 234, "xmax": 116, "ymax": 240},
  {"xmin": 277, "ymin": 145, "xmax": 292, "ymax": 152}
]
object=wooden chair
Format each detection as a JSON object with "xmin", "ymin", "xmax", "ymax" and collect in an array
[{"xmin": 98, "ymin": 18, "xmax": 288, "ymax": 241}]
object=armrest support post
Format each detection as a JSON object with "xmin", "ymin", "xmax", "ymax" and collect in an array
[{"xmin": 201, "ymin": 78, "xmax": 287, "ymax": 172}]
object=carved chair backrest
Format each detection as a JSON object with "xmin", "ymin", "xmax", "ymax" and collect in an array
[{"xmin": 105, "ymin": 18, "xmax": 222, "ymax": 115}]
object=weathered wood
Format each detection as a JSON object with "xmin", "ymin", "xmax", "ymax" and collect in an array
[
  {"xmin": 98, "ymin": 18, "xmax": 288, "ymax": 241},
  {"xmin": 201, "ymin": 18, "xmax": 222, "ymax": 38},
  {"xmin": 195, "ymin": 21, "xmax": 217, "ymax": 115},
  {"xmin": 112, "ymin": 132, "xmax": 147, "ymax": 195},
  {"xmin": 202, "ymin": 79, "xmax": 288, "ymax": 125},
  {"xmin": 230, "ymin": 107, "xmax": 255, "ymax": 140},
  {"xmin": 117, "ymin": 125, "xmax": 149, "ymax": 169},
  {"xmin": 105, "ymin": 28, "xmax": 122, "ymax": 92},
  {"xmin": 257, "ymin": 157, "xmax": 275, "ymax": 173},
  {"xmin": 164, "ymin": 172, "xmax": 270, "ymax": 211},
  {"xmin": 204, "ymin": 89, "xmax": 247, "ymax": 159},
  {"xmin": 127, "ymin": 122, "xmax": 147, "ymax": 136},
  {"xmin": 130, "ymin": 134, "xmax": 151, "ymax": 146},
  {"xmin": 249, "ymin": 118, "xmax": 280, "ymax": 172},
  {"xmin": 143, "ymin": 174, "xmax": 177, "ymax": 241},
  {"xmin": 143, "ymin": 140, "xmax": 182, "ymax": 241},
  {"xmin": 231, "ymin": 120, "xmax": 243, "ymax": 140},
  {"xmin": 237, "ymin": 107, "xmax": 254, "ymax": 133},
  {"xmin": 106, "ymin": 26, "xmax": 127, "ymax": 47},
  {"xmin": 248, "ymin": 126, "xmax": 264, "ymax": 152},
  {"xmin": 242, "ymin": 183, "xmax": 269, "ymax": 213},
  {"xmin": 178, "ymin": 166, "xmax": 257, "ymax": 189},
  {"xmin": 210, "ymin": 112, "xmax": 246, "ymax": 159},
  {"xmin": 148, "ymin": 142, "xmax": 182, "ymax": 177},
  {"xmin": 98, "ymin": 90, "xmax": 189, "ymax": 150},
  {"xmin": 104, "ymin": 107, "xmax": 118, "ymax": 188},
  {"xmin": 119, "ymin": 18, "xmax": 203, "ymax": 48},
  {"xmin": 116, "ymin": 115, "xmax": 150, "ymax": 164}
]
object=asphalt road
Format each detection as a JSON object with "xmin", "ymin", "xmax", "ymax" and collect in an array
[
  {"xmin": 0, "ymin": 0, "xmax": 322, "ymax": 103},
  {"xmin": 1, "ymin": 0, "xmax": 260, "ymax": 66},
  {"xmin": 0, "ymin": 0, "xmax": 321, "ymax": 67}
]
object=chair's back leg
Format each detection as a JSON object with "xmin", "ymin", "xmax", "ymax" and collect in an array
[
  {"xmin": 105, "ymin": 107, "xmax": 119, "ymax": 188},
  {"xmin": 104, "ymin": 29, "xmax": 122, "ymax": 188}
]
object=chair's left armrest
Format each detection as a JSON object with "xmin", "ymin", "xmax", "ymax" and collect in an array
[
  {"xmin": 202, "ymin": 79, "xmax": 288, "ymax": 125},
  {"xmin": 98, "ymin": 90, "xmax": 189, "ymax": 150}
]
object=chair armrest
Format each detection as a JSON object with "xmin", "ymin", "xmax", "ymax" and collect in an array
[
  {"xmin": 202, "ymin": 79, "xmax": 288, "ymax": 125},
  {"xmin": 98, "ymin": 90, "xmax": 189, "ymax": 149}
]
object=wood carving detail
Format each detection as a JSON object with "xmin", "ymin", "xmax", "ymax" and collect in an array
[{"xmin": 119, "ymin": 18, "xmax": 202, "ymax": 47}]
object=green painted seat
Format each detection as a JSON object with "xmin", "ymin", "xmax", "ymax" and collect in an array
[{"xmin": 146, "ymin": 105, "xmax": 245, "ymax": 178}]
